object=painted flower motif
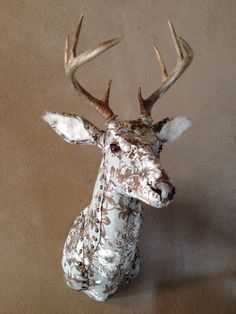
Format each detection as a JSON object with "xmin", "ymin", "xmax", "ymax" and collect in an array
[
  {"xmin": 85, "ymin": 209, "xmax": 97, "ymax": 230},
  {"xmin": 101, "ymin": 207, "xmax": 111, "ymax": 225},
  {"xmin": 97, "ymin": 249, "xmax": 120, "ymax": 270},
  {"xmin": 138, "ymin": 165, "xmax": 154, "ymax": 180},
  {"xmin": 126, "ymin": 223, "xmax": 140, "ymax": 247},
  {"xmin": 114, "ymin": 230, "xmax": 127, "ymax": 248},
  {"xmin": 121, "ymin": 256, "xmax": 134, "ymax": 274},
  {"xmin": 117, "ymin": 196, "xmax": 137, "ymax": 221},
  {"xmin": 103, "ymin": 283, "xmax": 118, "ymax": 295},
  {"xmin": 98, "ymin": 264, "xmax": 114, "ymax": 279}
]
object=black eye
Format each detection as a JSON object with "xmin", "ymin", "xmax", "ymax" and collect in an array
[
  {"xmin": 159, "ymin": 144, "xmax": 163, "ymax": 153},
  {"xmin": 110, "ymin": 143, "xmax": 121, "ymax": 153}
]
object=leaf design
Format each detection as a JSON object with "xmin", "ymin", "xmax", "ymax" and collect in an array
[
  {"xmin": 110, "ymin": 166, "xmax": 116, "ymax": 177},
  {"xmin": 102, "ymin": 216, "xmax": 111, "ymax": 225},
  {"xmin": 106, "ymin": 196, "xmax": 116, "ymax": 206}
]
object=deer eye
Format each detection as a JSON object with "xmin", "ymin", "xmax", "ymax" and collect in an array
[{"xmin": 110, "ymin": 143, "xmax": 121, "ymax": 153}]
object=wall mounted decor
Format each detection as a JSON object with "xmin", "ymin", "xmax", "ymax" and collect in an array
[{"xmin": 43, "ymin": 14, "xmax": 193, "ymax": 301}]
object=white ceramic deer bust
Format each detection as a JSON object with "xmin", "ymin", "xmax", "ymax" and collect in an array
[{"xmin": 43, "ymin": 15, "xmax": 193, "ymax": 301}]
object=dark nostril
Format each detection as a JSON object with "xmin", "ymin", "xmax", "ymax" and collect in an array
[
  {"xmin": 172, "ymin": 187, "xmax": 175, "ymax": 195},
  {"xmin": 149, "ymin": 183, "xmax": 162, "ymax": 197},
  {"xmin": 155, "ymin": 188, "xmax": 162, "ymax": 197}
]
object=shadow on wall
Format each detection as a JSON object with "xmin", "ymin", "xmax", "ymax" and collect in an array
[
  {"xmin": 143, "ymin": 189, "xmax": 235, "ymax": 283},
  {"xmin": 111, "ymin": 184, "xmax": 236, "ymax": 307}
]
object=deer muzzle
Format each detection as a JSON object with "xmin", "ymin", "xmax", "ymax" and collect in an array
[{"xmin": 149, "ymin": 176, "xmax": 175, "ymax": 203}]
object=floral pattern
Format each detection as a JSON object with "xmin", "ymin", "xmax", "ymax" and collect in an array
[{"xmin": 45, "ymin": 115, "xmax": 181, "ymax": 301}]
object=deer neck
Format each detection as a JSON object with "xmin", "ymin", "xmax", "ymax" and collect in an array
[{"xmin": 86, "ymin": 158, "xmax": 143, "ymax": 250}]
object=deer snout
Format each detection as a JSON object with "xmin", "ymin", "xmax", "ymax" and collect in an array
[
  {"xmin": 161, "ymin": 185, "xmax": 175, "ymax": 201},
  {"xmin": 149, "ymin": 179, "xmax": 175, "ymax": 203}
]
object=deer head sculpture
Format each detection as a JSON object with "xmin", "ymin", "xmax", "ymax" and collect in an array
[{"xmin": 43, "ymin": 14, "xmax": 193, "ymax": 302}]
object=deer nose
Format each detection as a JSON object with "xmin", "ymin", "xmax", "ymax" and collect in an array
[
  {"xmin": 159, "ymin": 186, "xmax": 175, "ymax": 202},
  {"xmin": 168, "ymin": 187, "xmax": 175, "ymax": 201},
  {"xmin": 150, "ymin": 183, "xmax": 175, "ymax": 202}
]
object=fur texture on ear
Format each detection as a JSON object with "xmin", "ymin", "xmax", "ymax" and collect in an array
[
  {"xmin": 157, "ymin": 116, "xmax": 191, "ymax": 142},
  {"xmin": 43, "ymin": 112, "xmax": 103, "ymax": 146}
]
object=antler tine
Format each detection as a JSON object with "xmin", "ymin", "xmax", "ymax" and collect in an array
[
  {"xmin": 168, "ymin": 20, "xmax": 184, "ymax": 61},
  {"xmin": 139, "ymin": 22, "xmax": 193, "ymax": 117},
  {"xmin": 71, "ymin": 14, "xmax": 84, "ymax": 58},
  {"xmin": 65, "ymin": 14, "xmax": 122, "ymax": 122},
  {"xmin": 153, "ymin": 44, "xmax": 168, "ymax": 80},
  {"xmin": 103, "ymin": 79, "xmax": 112, "ymax": 104}
]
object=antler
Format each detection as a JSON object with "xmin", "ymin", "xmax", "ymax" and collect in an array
[
  {"xmin": 138, "ymin": 21, "xmax": 193, "ymax": 117},
  {"xmin": 65, "ymin": 14, "xmax": 122, "ymax": 122}
]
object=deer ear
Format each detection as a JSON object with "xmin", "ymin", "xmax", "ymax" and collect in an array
[
  {"xmin": 43, "ymin": 112, "xmax": 104, "ymax": 147},
  {"xmin": 154, "ymin": 116, "xmax": 191, "ymax": 142}
]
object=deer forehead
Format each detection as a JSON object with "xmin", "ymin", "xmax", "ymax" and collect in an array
[{"xmin": 105, "ymin": 120, "xmax": 158, "ymax": 147}]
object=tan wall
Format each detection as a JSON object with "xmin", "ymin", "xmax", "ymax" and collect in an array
[{"xmin": 1, "ymin": 1, "xmax": 236, "ymax": 313}]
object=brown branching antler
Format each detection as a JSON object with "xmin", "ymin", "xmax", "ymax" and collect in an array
[
  {"xmin": 64, "ymin": 14, "xmax": 122, "ymax": 122},
  {"xmin": 138, "ymin": 21, "xmax": 193, "ymax": 117}
]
